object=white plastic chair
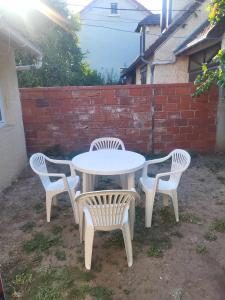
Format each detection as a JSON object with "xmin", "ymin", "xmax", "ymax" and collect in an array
[
  {"xmin": 75, "ymin": 189, "xmax": 137, "ymax": 270},
  {"xmin": 139, "ymin": 149, "xmax": 191, "ymax": 228},
  {"xmin": 89, "ymin": 137, "xmax": 125, "ymax": 151},
  {"xmin": 89, "ymin": 137, "xmax": 126, "ymax": 189},
  {"xmin": 30, "ymin": 153, "xmax": 80, "ymax": 223}
]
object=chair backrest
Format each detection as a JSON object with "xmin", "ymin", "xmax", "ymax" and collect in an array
[
  {"xmin": 29, "ymin": 153, "xmax": 51, "ymax": 189},
  {"xmin": 89, "ymin": 137, "xmax": 125, "ymax": 151},
  {"xmin": 169, "ymin": 149, "xmax": 191, "ymax": 188},
  {"xmin": 76, "ymin": 190, "xmax": 136, "ymax": 230}
]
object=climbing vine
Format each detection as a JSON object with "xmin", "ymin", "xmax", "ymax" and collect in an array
[{"xmin": 194, "ymin": 0, "xmax": 225, "ymax": 96}]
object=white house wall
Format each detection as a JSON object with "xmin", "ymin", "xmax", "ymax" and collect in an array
[
  {"xmin": 79, "ymin": 0, "xmax": 148, "ymax": 79},
  {"xmin": 0, "ymin": 42, "xmax": 27, "ymax": 191}
]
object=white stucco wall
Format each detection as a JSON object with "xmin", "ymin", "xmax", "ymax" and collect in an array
[
  {"xmin": 153, "ymin": 56, "xmax": 189, "ymax": 83},
  {"xmin": 145, "ymin": 25, "xmax": 161, "ymax": 51},
  {"xmin": 0, "ymin": 42, "xmax": 27, "ymax": 191},
  {"xmin": 78, "ymin": 0, "xmax": 148, "ymax": 79}
]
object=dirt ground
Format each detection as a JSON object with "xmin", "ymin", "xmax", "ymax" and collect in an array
[{"xmin": 0, "ymin": 154, "xmax": 225, "ymax": 300}]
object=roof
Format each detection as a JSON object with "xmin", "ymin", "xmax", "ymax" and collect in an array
[
  {"xmin": 135, "ymin": 14, "xmax": 160, "ymax": 32},
  {"xmin": 0, "ymin": 18, "xmax": 42, "ymax": 58},
  {"xmin": 175, "ymin": 18, "xmax": 225, "ymax": 55},
  {"xmin": 79, "ymin": 0, "xmax": 149, "ymax": 15},
  {"xmin": 122, "ymin": 0, "xmax": 206, "ymax": 76}
]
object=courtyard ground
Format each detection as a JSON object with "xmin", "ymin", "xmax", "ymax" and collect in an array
[{"xmin": 0, "ymin": 154, "xmax": 225, "ymax": 300}]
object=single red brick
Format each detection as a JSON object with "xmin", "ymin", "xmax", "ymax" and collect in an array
[
  {"xmin": 167, "ymin": 95, "xmax": 180, "ymax": 103},
  {"xmin": 181, "ymin": 111, "xmax": 195, "ymax": 118},
  {"xmin": 164, "ymin": 103, "xmax": 178, "ymax": 112},
  {"xmin": 175, "ymin": 86, "xmax": 191, "ymax": 96},
  {"xmin": 175, "ymin": 119, "xmax": 187, "ymax": 126},
  {"xmin": 154, "ymin": 95, "xmax": 167, "ymax": 104}
]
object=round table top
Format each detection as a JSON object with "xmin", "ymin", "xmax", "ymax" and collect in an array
[{"xmin": 72, "ymin": 149, "xmax": 145, "ymax": 175}]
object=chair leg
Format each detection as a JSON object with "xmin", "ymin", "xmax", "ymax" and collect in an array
[
  {"xmin": 145, "ymin": 192, "xmax": 155, "ymax": 228},
  {"xmin": 84, "ymin": 224, "xmax": 94, "ymax": 270},
  {"xmin": 163, "ymin": 194, "xmax": 169, "ymax": 207},
  {"xmin": 171, "ymin": 190, "xmax": 179, "ymax": 222},
  {"xmin": 69, "ymin": 189, "xmax": 79, "ymax": 224},
  {"xmin": 129, "ymin": 200, "xmax": 135, "ymax": 240},
  {"xmin": 120, "ymin": 174, "xmax": 127, "ymax": 189},
  {"xmin": 52, "ymin": 196, "xmax": 58, "ymax": 206},
  {"xmin": 122, "ymin": 223, "xmax": 133, "ymax": 267},
  {"xmin": 46, "ymin": 193, "xmax": 53, "ymax": 222}
]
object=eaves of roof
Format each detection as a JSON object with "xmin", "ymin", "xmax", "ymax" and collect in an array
[
  {"xmin": 79, "ymin": 0, "xmax": 149, "ymax": 15},
  {"xmin": 175, "ymin": 18, "xmax": 225, "ymax": 56},
  {"xmin": 0, "ymin": 18, "xmax": 42, "ymax": 57},
  {"xmin": 135, "ymin": 14, "xmax": 160, "ymax": 32}
]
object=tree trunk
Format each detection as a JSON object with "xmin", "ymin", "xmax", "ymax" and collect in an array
[{"xmin": 216, "ymin": 87, "xmax": 225, "ymax": 152}]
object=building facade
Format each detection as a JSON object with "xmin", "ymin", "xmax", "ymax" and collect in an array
[
  {"xmin": 78, "ymin": 0, "xmax": 149, "ymax": 80},
  {"xmin": 122, "ymin": 0, "xmax": 224, "ymax": 85}
]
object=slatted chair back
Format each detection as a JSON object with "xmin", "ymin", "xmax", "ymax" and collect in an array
[
  {"xmin": 76, "ymin": 190, "xmax": 136, "ymax": 240},
  {"xmin": 89, "ymin": 137, "xmax": 125, "ymax": 151},
  {"xmin": 169, "ymin": 149, "xmax": 191, "ymax": 188},
  {"xmin": 30, "ymin": 153, "xmax": 51, "ymax": 189}
]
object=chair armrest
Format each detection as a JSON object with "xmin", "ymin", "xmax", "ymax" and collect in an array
[
  {"xmin": 34, "ymin": 169, "xmax": 66, "ymax": 179},
  {"xmin": 45, "ymin": 157, "xmax": 77, "ymax": 178},
  {"xmin": 142, "ymin": 153, "xmax": 172, "ymax": 179},
  {"xmin": 155, "ymin": 168, "xmax": 185, "ymax": 181},
  {"xmin": 145, "ymin": 153, "xmax": 171, "ymax": 166}
]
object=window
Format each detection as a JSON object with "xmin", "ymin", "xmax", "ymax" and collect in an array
[
  {"xmin": 111, "ymin": 3, "xmax": 118, "ymax": 14},
  {"xmin": 188, "ymin": 43, "xmax": 221, "ymax": 82}
]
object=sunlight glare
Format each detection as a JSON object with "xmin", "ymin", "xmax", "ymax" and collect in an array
[{"xmin": 0, "ymin": 0, "xmax": 42, "ymax": 16}]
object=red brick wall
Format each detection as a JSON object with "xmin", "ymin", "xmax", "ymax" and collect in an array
[
  {"xmin": 20, "ymin": 85, "xmax": 152, "ymax": 154},
  {"xmin": 20, "ymin": 83, "xmax": 218, "ymax": 155},
  {"xmin": 152, "ymin": 83, "xmax": 218, "ymax": 153}
]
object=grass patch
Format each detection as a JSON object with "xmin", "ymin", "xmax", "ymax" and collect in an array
[
  {"xmin": 180, "ymin": 213, "xmax": 202, "ymax": 224},
  {"xmin": 103, "ymin": 230, "xmax": 124, "ymax": 249},
  {"xmin": 20, "ymin": 221, "xmax": 36, "ymax": 233},
  {"xmin": 55, "ymin": 249, "xmax": 66, "ymax": 261},
  {"xmin": 32, "ymin": 254, "xmax": 43, "ymax": 264},
  {"xmin": 204, "ymin": 230, "xmax": 217, "ymax": 241},
  {"xmin": 147, "ymin": 243, "xmax": 163, "ymax": 258},
  {"xmin": 196, "ymin": 244, "xmax": 207, "ymax": 254},
  {"xmin": 52, "ymin": 225, "xmax": 63, "ymax": 235},
  {"xmin": 23, "ymin": 233, "xmax": 61, "ymax": 253},
  {"xmin": 68, "ymin": 285, "xmax": 112, "ymax": 300},
  {"xmin": 92, "ymin": 261, "xmax": 103, "ymax": 273},
  {"xmin": 34, "ymin": 202, "xmax": 45, "ymax": 214},
  {"xmin": 12, "ymin": 266, "xmax": 98, "ymax": 300},
  {"xmin": 212, "ymin": 218, "xmax": 225, "ymax": 232}
]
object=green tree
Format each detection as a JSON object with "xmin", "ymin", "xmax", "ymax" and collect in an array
[
  {"xmin": 16, "ymin": 0, "xmax": 104, "ymax": 87},
  {"xmin": 194, "ymin": 0, "xmax": 225, "ymax": 95}
]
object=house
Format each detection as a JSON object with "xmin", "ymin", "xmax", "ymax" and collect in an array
[
  {"xmin": 121, "ymin": 0, "xmax": 225, "ymax": 84},
  {"xmin": 78, "ymin": 0, "xmax": 149, "ymax": 80},
  {"xmin": 0, "ymin": 18, "xmax": 42, "ymax": 191}
]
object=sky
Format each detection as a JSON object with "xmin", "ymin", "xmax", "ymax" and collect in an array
[{"xmin": 69, "ymin": 0, "xmax": 162, "ymax": 13}]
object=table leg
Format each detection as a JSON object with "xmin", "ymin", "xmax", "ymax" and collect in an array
[
  {"xmin": 127, "ymin": 172, "xmax": 135, "ymax": 190},
  {"xmin": 82, "ymin": 173, "xmax": 88, "ymax": 193}
]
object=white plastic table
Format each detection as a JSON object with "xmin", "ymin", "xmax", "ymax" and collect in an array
[{"xmin": 72, "ymin": 149, "xmax": 145, "ymax": 192}]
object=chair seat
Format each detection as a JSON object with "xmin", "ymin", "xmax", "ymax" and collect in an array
[
  {"xmin": 140, "ymin": 176, "xmax": 176, "ymax": 192},
  {"xmin": 47, "ymin": 176, "xmax": 79, "ymax": 192}
]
